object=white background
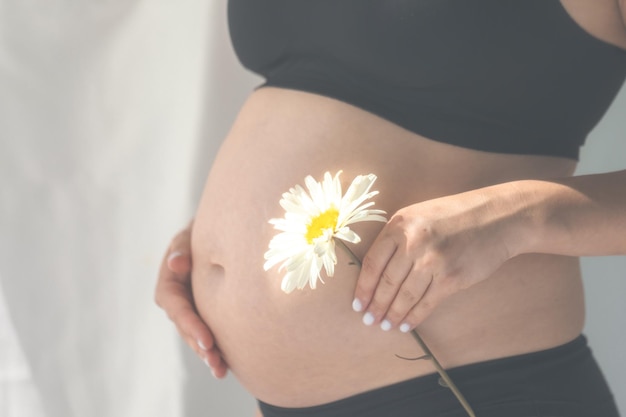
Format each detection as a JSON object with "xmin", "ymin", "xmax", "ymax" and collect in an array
[{"xmin": 1, "ymin": 1, "xmax": 624, "ymax": 416}]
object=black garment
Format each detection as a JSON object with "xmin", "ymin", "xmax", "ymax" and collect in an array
[
  {"xmin": 228, "ymin": 0, "xmax": 626, "ymax": 160},
  {"xmin": 258, "ymin": 335, "xmax": 620, "ymax": 417}
]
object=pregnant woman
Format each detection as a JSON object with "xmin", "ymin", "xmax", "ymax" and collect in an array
[{"xmin": 156, "ymin": 1, "xmax": 626, "ymax": 416}]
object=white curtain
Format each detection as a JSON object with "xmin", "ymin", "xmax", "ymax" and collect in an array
[{"xmin": 0, "ymin": 1, "xmax": 217, "ymax": 415}]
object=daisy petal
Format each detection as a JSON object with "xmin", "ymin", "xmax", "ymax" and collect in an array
[
  {"xmin": 265, "ymin": 171, "xmax": 387, "ymax": 293},
  {"xmin": 335, "ymin": 227, "xmax": 362, "ymax": 244}
]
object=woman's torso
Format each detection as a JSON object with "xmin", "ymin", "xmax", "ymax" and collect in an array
[{"xmin": 191, "ymin": 0, "xmax": 626, "ymax": 407}]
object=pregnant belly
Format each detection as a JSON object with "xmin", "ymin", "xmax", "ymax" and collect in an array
[{"xmin": 190, "ymin": 87, "xmax": 583, "ymax": 407}]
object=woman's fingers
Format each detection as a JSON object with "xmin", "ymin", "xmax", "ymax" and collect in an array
[
  {"xmin": 361, "ymin": 254, "xmax": 414, "ymax": 327},
  {"xmin": 167, "ymin": 250, "xmax": 191, "ymax": 275},
  {"xmin": 166, "ymin": 221, "xmax": 193, "ymax": 274},
  {"xmin": 380, "ymin": 269, "xmax": 434, "ymax": 331},
  {"xmin": 352, "ymin": 210, "xmax": 462, "ymax": 332},
  {"xmin": 155, "ymin": 222, "xmax": 229, "ymax": 378},
  {"xmin": 396, "ymin": 282, "xmax": 452, "ymax": 333},
  {"xmin": 357, "ymin": 189, "xmax": 520, "ymax": 333},
  {"xmin": 355, "ymin": 258, "xmax": 449, "ymax": 332},
  {"xmin": 353, "ymin": 219, "xmax": 432, "ymax": 330},
  {"xmin": 352, "ymin": 235, "xmax": 397, "ymax": 314},
  {"xmin": 182, "ymin": 330, "xmax": 228, "ymax": 378}
]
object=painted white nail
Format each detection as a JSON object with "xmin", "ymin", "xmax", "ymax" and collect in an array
[
  {"xmin": 203, "ymin": 359, "xmax": 217, "ymax": 378},
  {"xmin": 167, "ymin": 251, "xmax": 184, "ymax": 263},
  {"xmin": 352, "ymin": 298, "xmax": 363, "ymax": 312},
  {"xmin": 399, "ymin": 323, "xmax": 411, "ymax": 333},
  {"xmin": 198, "ymin": 339, "xmax": 208, "ymax": 351},
  {"xmin": 380, "ymin": 319, "xmax": 392, "ymax": 331},
  {"xmin": 363, "ymin": 312, "xmax": 375, "ymax": 326}
]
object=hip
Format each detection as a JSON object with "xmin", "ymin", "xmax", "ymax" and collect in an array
[{"xmin": 258, "ymin": 334, "xmax": 620, "ymax": 417}]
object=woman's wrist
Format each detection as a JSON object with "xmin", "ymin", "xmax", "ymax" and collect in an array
[
  {"xmin": 480, "ymin": 179, "xmax": 546, "ymax": 259},
  {"xmin": 494, "ymin": 171, "xmax": 626, "ymax": 258}
]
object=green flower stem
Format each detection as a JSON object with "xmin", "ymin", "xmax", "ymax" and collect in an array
[
  {"xmin": 409, "ymin": 330, "xmax": 476, "ymax": 417},
  {"xmin": 336, "ymin": 239, "xmax": 364, "ymax": 268},
  {"xmin": 335, "ymin": 239, "xmax": 476, "ymax": 417}
]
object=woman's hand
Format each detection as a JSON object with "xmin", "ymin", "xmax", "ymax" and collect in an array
[
  {"xmin": 352, "ymin": 187, "xmax": 524, "ymax": 333},
  {"xmin": 352, "ymin": 170, "xmax": 626, "ymax": 332},
  {"xmin": 155, "ymin": 221, "xmax": 229, "ymax": 378}
]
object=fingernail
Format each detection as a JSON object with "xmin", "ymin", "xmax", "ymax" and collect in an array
[
  {"xmin": 167, "ymin": 251, "xmax": 184, "ymax": 263},
  {"xmin": 352, "ymin": 298, "xmax": 363, "ymax": 312},
  {"xmin": 380, "ymin": 319, "xmax": 392, "ymax": 331},
  {"xmin": 399, "ymin": 323, "xmax": 411, "ymax": 333},
  {"xmin": 197, "ymin": 339, "xmax": 208, "ymax": 351},
  {"xmin": 363, "ymin": 312, "xmax": 375, "ymax": 326},
  {"xmin": 203, "ymin": 359, "xmax": 218, "ymax": 378}
]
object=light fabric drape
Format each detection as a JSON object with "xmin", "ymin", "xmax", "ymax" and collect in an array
[
  {"xmin": 0, "ymin": 1, "xmax": 215, "ymax": 415},
  {"xmin": 0, "ymin": 283, "xmax": 45, "ymax": 417}
]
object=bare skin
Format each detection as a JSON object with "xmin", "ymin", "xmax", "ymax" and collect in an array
[
  {"xmin": 156, "ymin": 0, "xmax": 626, "ymax": 411},
  {"xmin": 190, "ymin": 87, "xmax": 586, "ymax": 406}
]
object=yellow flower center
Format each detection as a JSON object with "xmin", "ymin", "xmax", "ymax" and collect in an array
[{"xmin": 306, "ymin": 208, "xmax": 339, "ymax": 243}]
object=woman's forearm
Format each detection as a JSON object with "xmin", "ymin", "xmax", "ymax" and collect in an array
[
  {"xmin": 353, "ymin": 167, "xmax": 626, "ymax": 330},
  {"xmin": 503, "ymin": 169, "xmax": 626, "ymax": 257}
]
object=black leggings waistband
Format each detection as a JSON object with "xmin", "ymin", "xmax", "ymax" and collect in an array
[{"xmin": 258, "ymin": 335, "xmax": 620, "ymax": 417}]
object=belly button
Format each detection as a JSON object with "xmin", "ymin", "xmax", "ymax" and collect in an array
[
  {"xmin": 207, "ymin": 263, "xmax": 225, "ymax": 279},
  {"xmin": 195, "ymin": 261, "xmax": 225, "ymax": 282}
]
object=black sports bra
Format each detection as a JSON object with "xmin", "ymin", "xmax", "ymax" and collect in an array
[{"xmin": 228, "ymin": 0, "xmax": 626, "ymax": 160}]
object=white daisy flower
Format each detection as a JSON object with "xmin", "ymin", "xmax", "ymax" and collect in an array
[{"xmin": 264, "ymin": 171, "xmax": 387, "ymax": 293}]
